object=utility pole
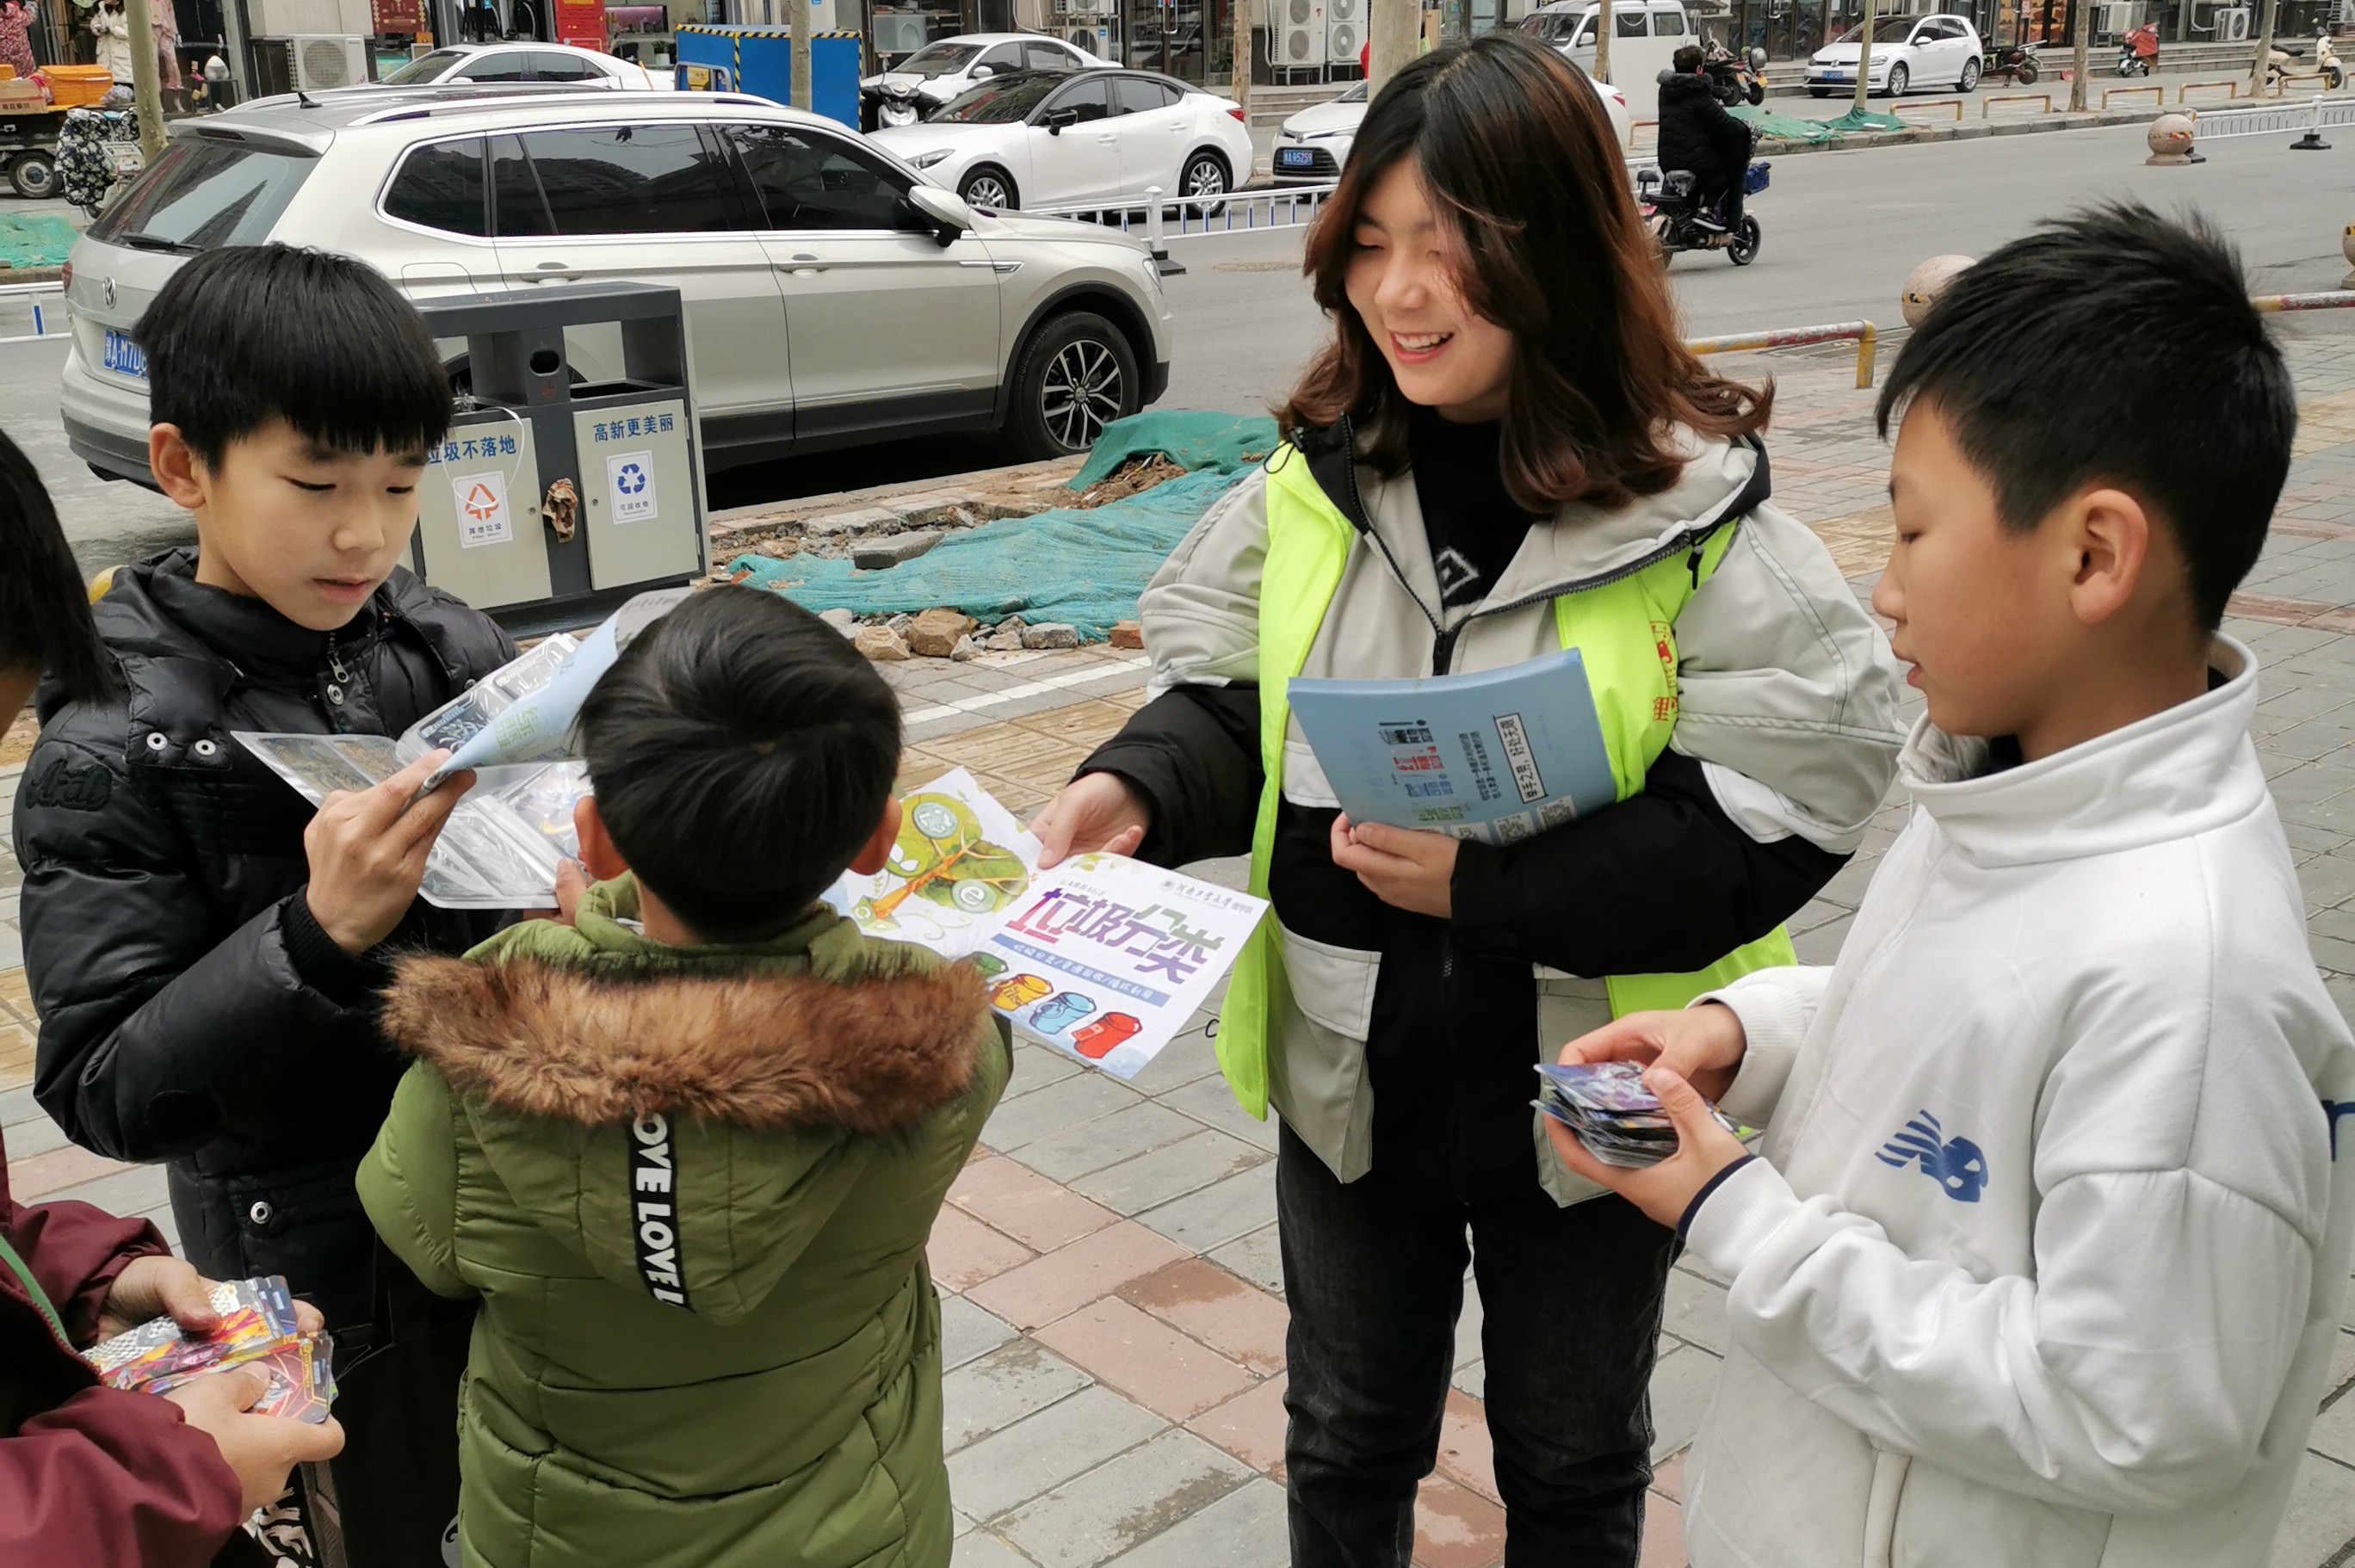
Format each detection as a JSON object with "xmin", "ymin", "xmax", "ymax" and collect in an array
[
  {"xmin": 788, "ymin": 0, "xmax": 810, "ymax": 108},
  {"xmin": 1232, "ymin": 0, "xmax": 1251, "ymax": 114},
  {"xmin": 1595, "ymin": 0, "xmax": 1613, "ymax": 81},
  {"xmin": 2068, "ymin": 0, "xmax": 2088, "ymax": 109},
  {"xmin": 122, "ymin": 0, "xmax": 165, "ymax": 163},
  {"xmin": 2251, "ymin": 0, "xmax": 2279, "ymax": 93},
  {"xmin": 1369, "ymin": 0, "xmax": 1419, "ymax": 89},
  {"xmin": 1851, "ymin": 0, "xmax": 1873, "ymax": 111}
]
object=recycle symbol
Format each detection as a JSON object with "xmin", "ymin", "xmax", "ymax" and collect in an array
[{"xmin": 617, "ymin": 462, "xmax": 646, "ymax": 495}]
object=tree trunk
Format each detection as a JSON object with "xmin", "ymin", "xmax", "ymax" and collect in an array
[
  {"xmin": 2252, "ymin": 0, "xmax": 2279, "ymax": 92},
  {"xmin": 1231, "ymin": 0, "xmax": 1251, "ymax": 112},
  {"xmin": 1369, "ymin": 0, "xmax": 1420, "ymax": 90},
  {"xmin": 1597, "ymin": 0, "xmax": 1614, "ymax": 81},
  {"xmin": 1851, "ymin": 0, "xmax": 1872, "ymax": 110},
  {"xmin": 789, "ymin": 0, "xmax": 811, "ymax": 109},
  {"xmin": 2068, "ymin": 0, "xmax": 2088, "ymax": 110},
  {"xmin": 123, "ymin": 0, "xmax": 164, "ymax": 162}
]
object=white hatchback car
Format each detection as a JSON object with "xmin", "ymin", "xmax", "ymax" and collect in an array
[
  {"xmin": 1272, "ymin": 74, "xmax": 1634, "ymax": 185},
  {"xmin": 378, "ymin": 41, "xmax": 673, "ymax": 90},
  {"xmin": 1805, "ymin": 13, "xmax": 1984, "ymax": 96},
  {"xmin": 871, "ymin": 68, "xmax": 1252, "ymax": 213},
  {"xmin": 59, "ymin": 86, "xmax": 1174, "ymax": 484},
  {"xmin": 861, "ymin": 33, "xmax": 1110, "ymax": 128}
]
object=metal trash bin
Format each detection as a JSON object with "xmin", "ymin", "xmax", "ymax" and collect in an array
[{"xmin": 411, "ymin": 281, "xmax": 706, "ymax": 627}]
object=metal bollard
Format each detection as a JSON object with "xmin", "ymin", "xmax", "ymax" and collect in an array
[{"xmin": 1142, "ymin": 187, "xmax": 1186, "ymax": 278}]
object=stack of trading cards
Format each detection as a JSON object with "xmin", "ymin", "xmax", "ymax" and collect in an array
[
  {"xmin": 1534, "ymin": 1063, "xmax": 1739, "ymax": 1168},
  {"xmin": 84, "ymin": 1276, "xmax": 337, "ymax": 1423}
]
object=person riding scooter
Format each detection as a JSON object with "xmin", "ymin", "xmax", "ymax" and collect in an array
[
  {"xmin": 2116, "ymin": 19, "xmax": 2158, "ymax": 75},
  {"xmin": 1657, "ymin": 44, "xmax": 1756, "ymax": 244}
]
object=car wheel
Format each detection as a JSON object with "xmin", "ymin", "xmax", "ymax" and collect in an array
[
  {"xmin": 959, "ymin": 165, "xmax": 1018, "ymax": 212},
  {"xmin": 1728, "ymin": 215, "xmax": 1761, "ymax": 266},
  {"xmin": 1009, "ymin": 312, "xmax": 1140, "ymax": 460},
  {"xmin": 1882, "ymin": 60, "xmax": 1907, "ymax": 96},
  {"xmin": 1959, "ymin": 56, "xmax": 1980, "ymax": 91},
  {"xmin": 1178, "ymin": 150, "xmax": 1229, "ymax": 218},
  {"xmin": 1808, "ymin": 85, "xmax": 1831, "ymax": 97},
  {"xmin": 8, "ymin": 151, "xmax": 56, "ymax": 201}
]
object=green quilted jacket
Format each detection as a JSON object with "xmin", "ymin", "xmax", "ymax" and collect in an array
[{"xmin": 356, "ymin": 877, "xmax": 1011, "ymax": 1568}]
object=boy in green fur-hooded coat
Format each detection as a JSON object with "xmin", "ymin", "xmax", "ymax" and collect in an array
[{"xmin": 358, "ymin": 590, "xmax": 1011, "ymax": 1568}]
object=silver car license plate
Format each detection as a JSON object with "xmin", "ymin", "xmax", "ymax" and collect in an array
[{"xmin": 102, "ymin": 328, "xmax": 147, "ymax": 380}]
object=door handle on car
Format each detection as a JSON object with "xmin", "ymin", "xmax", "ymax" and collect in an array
[
  {"xmin": 532, "ymin": 261, "xmax": 582, "ymax": 280},
  {"xmin": 787, "ymin": 252, "xmax": 829, "ymax": 275}
]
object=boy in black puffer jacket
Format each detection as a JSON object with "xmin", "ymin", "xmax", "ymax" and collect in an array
[{"xmin": 18, "ymin": 244, "xmax": 516, "ymax": 1330}]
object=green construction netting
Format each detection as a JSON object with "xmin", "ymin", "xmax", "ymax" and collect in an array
[
  {"xmin": 1733, "ymin": 103, "xmax": 1908, "ymax": 142},
  {"xmin": 0, "ymin": 213, "xmax": 78, "ymax": 271},
  {"xmin": 730, "ymin": 412, "xmax": 1281, "ymax": 640}
]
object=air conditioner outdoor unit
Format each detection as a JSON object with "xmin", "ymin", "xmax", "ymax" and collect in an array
[
  {"xmin": 1326, "ymin": 0, "xmax": 1361, "ymax": 63},
  {"xmin": 287, "ymin": 34, "xmax": 369, "ymax": 89},
  {"xmin": 1283, "ymin": 0, "xmax": 1327, "ymax": 65},
  {"xmin": 250, "ymin": 0, "xmax": 370, "ymax": 35},
  {"xmin": 2101, "ymin": 1, "xmax": 2141, "ymax": 30},
  {"xmin": 1067, "ymin": 0, "xmax": 1112, "ymax": 17}
]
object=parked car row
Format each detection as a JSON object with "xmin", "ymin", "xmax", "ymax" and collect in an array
[{"xmin": 59, "ymin": 85, "xmax": 1172, "ymax": 490}]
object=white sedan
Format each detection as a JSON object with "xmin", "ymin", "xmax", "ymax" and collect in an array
[
  {"xmin": 861, "ymin": 33, "xmax": 1110, "ymax": 128},
  {"xmin": 1805, "ymin": 13, "xmax": 1983, "ymax": 96},
  {"xmin": 1272, "ymin": 75, "xmax": 1633, "ymax": 184},
  {"xmin": 872, "ymin": 68, "xmax": 1253, "ymax": 212},
  {"xmin": 377, "ymin": 42, "xmax": 672, "ymax": 90}
]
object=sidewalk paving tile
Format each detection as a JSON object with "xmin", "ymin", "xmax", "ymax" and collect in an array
[
  {"xmin": 1660, "ymin": 1269, "xmax": 1730, "ymax": 1356},
  {"xmin": 947, "ymin": 1384, "xmax": 1167, "ymax": 1523},
  {"xmin": 980, "ymin": 1071, "xmax": 1144, "ymax": 1153},
  {"xmin": 1070, "ymin": 1128, "xmax": 1271, "ymax": 1217},
  {"xmin": 1437, "ymin": 1390, "xmax": 1500, "ymax": 1505},
  {"xmin": 1134, "ymin": 1162, "xmax": 1280, "ymax": 1254},
  {"xmin": 929, "ymin": 1205, "xmax": 1038, "ymax": 1293},
  {"xmin": 952, "ymin": 1529, "xmax": 1040, "ymax": 1568},
  {"xmin": 1017, "ymin": 1102, "xmax": 1206, "ymax": 1185},
  {"xmin": 8, "ymin": 1140, "xmax": 132, "ymax": 1202},
  {"xmin": 966, "ymin": 1219, "xmax": 1194, "ymax": 1330},
  {"xmin": 1413, "ymin": 1475, "xmax": 1510, "ymax": 1568},
  {"xmin": 1119, "ymin": 1256, "xmax": 1290, "ymax": 1375},
  {"xmin": 941, "ymin": 1291, "xmax": 1023, "ymax": 1371},
  {"xmin": 1097, "ymin": 1474, "xmax": 1290, "ymax": 1568},
  {"xmin": 943, "ymin": 1337, "xmax": 1097, "ymax": 1453},
  {"xmin": 996, "ymin": 1426, "xmax": 1255, "ymax": 1568},
  {"xmin": 2272, "ymin": 1453, "xmax": 2355, "ymax": 1568},
  {"xmin": 950, "ymin": 1153, "xmax": 1122, "ymax": 1252},
  {"xmin": 1185, "ymin": 1370, "xmax": 1291, "ymax": 1476},
  {"xmin": 1207, "ymin": 1222, "xmax": 1288, "ymax": 1299},
  {"xmin": 1035, "ymin": 1296, "xmax": 1257, "ymax": 1422},
  {"xmin": 1647, "ymin": 1344, "xmax": 1724, "ymax": 1465}
]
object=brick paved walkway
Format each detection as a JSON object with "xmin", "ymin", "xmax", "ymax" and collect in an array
[{"xmin": 14, "ymin": 321, "xmax": 2355, "ymax": 1567}]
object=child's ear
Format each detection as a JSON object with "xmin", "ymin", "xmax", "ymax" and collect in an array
[
  {"xmin": 849, "ymin": 797, "xmax": 903, "ymax": 876},
  {"xmin": 572, "ymin": 797, "xmax": 632, "ymax": 882},
  {"xmin": 147, "ymin": 425, "xmax": 209, "ymax": 511},
  {"xmin": 2066, "ymin": 485, "xmax": 2155, "ymax": 630}
]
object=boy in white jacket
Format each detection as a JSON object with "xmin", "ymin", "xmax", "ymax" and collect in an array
[{"xmin": 1548, "ymin": 204, "xmax": 2355, "ymax": 1568}]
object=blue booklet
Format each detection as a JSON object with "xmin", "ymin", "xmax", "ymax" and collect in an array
[{"xmin": 1288, "ymin": 648, "xmax": 1621, "ymax": 846}]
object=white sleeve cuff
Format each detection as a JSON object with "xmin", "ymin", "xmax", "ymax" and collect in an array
[
  {"xmin": 1684, "ymin": 1154, "xmax": 1805, "ymax": 1281},
  {"xmin": 1697, "ymin": 969, "xmax": 1819, "ymax": 1128}
]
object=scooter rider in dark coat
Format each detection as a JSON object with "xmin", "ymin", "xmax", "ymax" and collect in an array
[{"xmin": 1655, "ymin": 44, "xmax": 1755, "ymax": 241}]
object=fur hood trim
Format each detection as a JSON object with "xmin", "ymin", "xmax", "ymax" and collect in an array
[{"xmin": 382, "ymin": 954, "xmax": 989, "ymax": 1134}]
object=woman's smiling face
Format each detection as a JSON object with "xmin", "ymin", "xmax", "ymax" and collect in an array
[{"xmin": 1343, "ymin": 156, "xmax": 1517, "ymax": 423}]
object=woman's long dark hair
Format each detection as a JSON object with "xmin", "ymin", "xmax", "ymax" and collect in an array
[
  {"xmin": 0, "ymin": 424, "xmax": 115, "ymax": 703},
  {"xmin": 1282, "ymin": 34, "xmax": 1771, "ymax": 514}
]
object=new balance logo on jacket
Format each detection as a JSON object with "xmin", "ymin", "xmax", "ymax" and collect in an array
[{"xmin": 1875, "ymin": 1108, "xmax": 1988, "ymax": 1202}]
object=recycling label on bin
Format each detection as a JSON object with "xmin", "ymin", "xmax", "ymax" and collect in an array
[
  {"xmin": 454, "ymin": 471, "xmax": 511, "ymax": 549},
  {"xmin": 607, "ymin": 451, "xmax": 658, "ymax": 524}
]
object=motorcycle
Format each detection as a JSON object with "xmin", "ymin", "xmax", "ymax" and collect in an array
[
  {"xmin": 1636, "ymin": 160, "xmax": 1767, "ymax": 266},
  {"xmin": 866, "ymin": 85, "xmax": 925, "ymax": 128},
  {"xmin": 1701, "ymin": 40, "xmax": 1769, "ymax": 106},
  {"xmin": 1984, "ymin": 40, "xmax": 2040, "ymax": 82},
  {"xmin": 2115, "ymin": 20, "xmax": 2158, "ymax": 75},
  {"xmin": 2317, "ymin": 28, "xmax": 2346, "ymax": 90}
]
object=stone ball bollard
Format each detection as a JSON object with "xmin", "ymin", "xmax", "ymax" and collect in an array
[
  {"xmin": 2342, "ymin": 222, "xmax": 2355, "ymax": 288},
  {"xmin": 2147, "ymin": 112, "xmax": 2197, "ymax": 165},
  {"xmin": 1901, "ymin": 256, "xmax": 1975, "ymax": 328}
]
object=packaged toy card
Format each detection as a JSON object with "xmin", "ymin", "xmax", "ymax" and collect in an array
[
  {"xmin": 86, "ymin": 1275, "xmax": 298, "ymax": 1390},
  {"xmin": 1534, "ymin": 1063, "xmax": 1740, "ymax": 1169}
]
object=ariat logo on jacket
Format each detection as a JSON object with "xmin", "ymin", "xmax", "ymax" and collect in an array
[
  {"xmin": 1876, "ymin": 1109, "xmax": 1988, "ymax": 1201},
  {"xmin": 630, "ymin": 1114, "xmax": 689, "ymax": 1306}
]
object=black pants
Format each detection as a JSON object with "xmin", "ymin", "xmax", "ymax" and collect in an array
[
  {"xmin": 1705, "ymin": 176, "xmax": 1745, "ymax": 233},
  {"xmin": 1276, "ymin": 1123, "xmax": 1677, "ymax": 1568}
]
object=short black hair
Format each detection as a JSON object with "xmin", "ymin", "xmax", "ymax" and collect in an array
[
  {"xmin": 578, "ymin": 587, "xmax": 901, "ymax": 944},
  {"xmin": 0, "ymin": 423, "xmax": 114, "ymax": 702},
  {"xmin": 1878, "ymin": 203, "xmax": 2293, "ymax": 629},
  {"xmin": 1673, "ymin": 43, "xmax": 1703, "ymax": 71},
  {"xmin": 140, "ymin": 244, "xmax": 451, "ymax": 466}
]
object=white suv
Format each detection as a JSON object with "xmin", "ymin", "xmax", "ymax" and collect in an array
[{"xmin": 60, "ymin": 84, "xmax": 1172, "ymax": 486}]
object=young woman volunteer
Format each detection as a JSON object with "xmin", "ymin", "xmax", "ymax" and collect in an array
[{"xmin": 1031, "ymin": 34, "xmax": 1905, "ymax": 1567}]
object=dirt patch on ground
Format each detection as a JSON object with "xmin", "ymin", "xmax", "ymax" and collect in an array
[{"xmin": 1070, "ymin": 453, "xmax": 1190, "ymax": 509}]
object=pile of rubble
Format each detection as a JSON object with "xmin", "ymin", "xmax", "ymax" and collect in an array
[{"xmin": 825, "ymin": 607, "xmax": 1144, "ymax": 664}]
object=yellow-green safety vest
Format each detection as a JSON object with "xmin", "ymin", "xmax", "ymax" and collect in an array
[{"xmin": 1214, "ymin": 447, "xmax": 1797, "ymax": 1119}]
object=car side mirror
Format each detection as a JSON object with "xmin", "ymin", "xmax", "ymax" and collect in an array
[
  {"xmin": 1044, "ymin": 106, "xmax": 1077, "ymax": 133},
  {"xmin": 905, "ymin": 182, "xmax": 975, "ymax": 245},
  {"xmin": 972, "ymin": 63, "xmax": 993, "ymax": 77}
]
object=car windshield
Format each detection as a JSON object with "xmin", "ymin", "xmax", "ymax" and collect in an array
[
  {"xmin": 931, "ymin": 71, "xmax": 1059, "ymax": 121},
  {"xmin": 1517, "ymin": 10, "xmax": 1585, "ymax": 41},
  {"xmin": 89, "ymin": 137, "xmax": 317, "ymax": 250},
  {"xmin": 895, "ymin": 41, "xmax": 982, "ymax": 77},
  {"xmin": 1836, "ymin": 16, "xmax": 1919, "ymax": 41},
  {"xmin": 1339, "ymin": 81, "xmax": 1367, "ymax": 102},
  {"xmin": 382, "ymin": 47, "xmax": 466, "ymax": 83}
]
